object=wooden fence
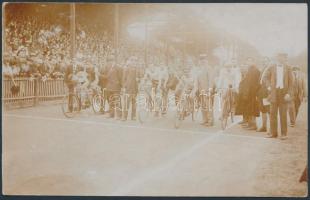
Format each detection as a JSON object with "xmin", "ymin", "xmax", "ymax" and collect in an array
[{"xmin": 2, "ymin": 78, "xmax": 66, "ymax": 109}]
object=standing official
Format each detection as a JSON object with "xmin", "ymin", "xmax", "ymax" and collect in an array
[
  {"xmin": 264, "ymin": 53, "xmax": 293, "ymax": 140},
  {"xmin": 105, "ymin": 55, "xmax": 123, "ymax": 119},
  {"xmin": 257, "ymin": 57, "xmax": 271, "ymax": 132},
  {"xmin": 195, "ymin": 54, "xmax": 211, "ymax": 126},
  {"xmin": 242, "ymin": 57, "xmax": 261, "ymax": 130},
  {"xmin": 122, "ymin": 56, "xmax": 143, "ymax": 121}
]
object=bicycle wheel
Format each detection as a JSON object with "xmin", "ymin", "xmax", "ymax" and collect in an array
[
  {"xmin": 221, "ymin": 116, "xmax": 228, "ymax": 130},
  {"xmin": 175, "ymin": 100, "xmax": 185, "ymax": 129},
  {"xmin": 92, "ymin": 94, "xmax": 105, "ymax": 114},
  {"xmin": 138, "ymin": 97, "xmax": 152, "ymax": 124},
  {"xmin": 61, "ymin": 94, "xmax": 80, "ymax": 118},
  {"xmin": 230, "ymin": 112, "xmax": 234, "ymax": 123},
  {"xmin": 154, "ymin": 95, "xmax": 163, "ymax": 117},
  {"xmin": 221, "ymin": 97, "xmax": 229, "ymax": 130},
  {"xmin": 192, "ymin": 97, "xmax": 200, "ymax": 121}
]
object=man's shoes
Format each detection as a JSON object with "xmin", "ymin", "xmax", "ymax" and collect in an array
[
  {"xmin": 289, "ymin": 123, "xmax": 295, "ymax": 127},
  {"xmin": 280, "ymin": 135, "xmax": 288, "ymax": 140},
  {"xmin": 266, "ymin": 134, "xmax": 277, "ymax": 138},
  {"xmin": 242, "ymin": 124, "xmax": 250, "ymax": 129},
  {"xmin": 246, "ymin": 126, "xmax": 257, "ymax": 131},
  {"xmin": 200, "ymin": 121, "xmax": 208, "ymax": 125},
  {"xmin": 206, "ymin": 122, "xmax": 214, "ymax": 127},
  {"xmin": 238, "ymin": 120, "xmax": 247, "ymax": 125},
  {"xmin": 257, "ymin": 127, "xmax": 267, "ymax": 132}
]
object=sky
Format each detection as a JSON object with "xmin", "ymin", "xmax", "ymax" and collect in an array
[{"xmin": 193, "ymin": 3, "xmax": 307, "ymax": 57}]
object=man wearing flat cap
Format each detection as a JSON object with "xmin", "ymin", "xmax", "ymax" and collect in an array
[{"xmin": 263, "ymin": 53, "xmax": 293, "ymax": 140}]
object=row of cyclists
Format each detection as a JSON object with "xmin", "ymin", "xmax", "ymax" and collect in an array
[{"xmin": 64, "ymin": 54, "xmax": 242, "ymax": 127}]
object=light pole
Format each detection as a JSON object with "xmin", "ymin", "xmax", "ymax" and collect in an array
[
  {"xmin": 144, "ymin": 4, "xmax": 149, "ymax": 68},
  {"xmin": 114, "ymin": 4, "xmax": 119, "ymax": 64},
  {"xmin": 70, "ymin": 3, "xmax": 76, "ymax": 69}
]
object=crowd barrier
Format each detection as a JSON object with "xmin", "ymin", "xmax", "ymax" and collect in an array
[{"xmin": 2, "ymin": 77, "xmax": 66, "ymax": 109}]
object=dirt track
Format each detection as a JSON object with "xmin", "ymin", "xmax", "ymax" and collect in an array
[{"xmin": 2, "ymin": 102, "xmax": 308, "ymax": 196}]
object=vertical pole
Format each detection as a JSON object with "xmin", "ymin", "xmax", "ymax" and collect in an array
[
  {"xmin": 182, "ymin": 32, "xmax": 186, "ymax": 68},
  {"xmin": 165, "ymin": 39, "xmax": 169, "ymax": 66},
  {"xmin": 33, "ymin": 78, "xmax": 38, "ymax": 106},
  {"xmin": 114, "ymin": 4, "xmax": 119, "ymax": 64},
  {"xmin": 144, "ymin": 4, "xmax": 148, "ymax": 68},
  {"xmin": 70, "ymin": 3, "xmax": 76, "ymax": 70}
]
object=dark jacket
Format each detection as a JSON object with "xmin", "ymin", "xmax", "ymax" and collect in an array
[
  {"xmin": 106, "ymin": 64, "xmax": 123, "ymax": 92},
  {"xmin": 122, "ymin": 66, "xmax": 144, "ymax": 94},
  {"xmin": 64, "ymin": 66, "xmax": 77, "ymax": 89},
  {"xmin": 98, "ymin": 66, "xmax": 108, "ymax": 88},
  {"xmin": 235, "ymin": 77, "xmax": 247, "ymax": 116},
  {"xmin": 262, "ymin": 64, "xmax": 293, "ymax": 103},
  {"xmin": 244, "ymin": 65, "xmax": 261, "ymax": 117}
]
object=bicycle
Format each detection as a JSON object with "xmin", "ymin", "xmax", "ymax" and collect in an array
[
  {"xmin": 218, "ymin": 86, "xmax": 235, "ymax": 130},
  {"xmin": 174, "ymin": 89, "xmax": 198, "ymax": 129},
  {"xmin": 137, "ymin": 86, "xmax": 165, "ymax": 124},
  {"xmin": 61, "ymin": 85, "xmax": 94, "ymax": 118},
  {"xmin": 92, "ymin": 87, "xmax": 107, "ymax": 114}
]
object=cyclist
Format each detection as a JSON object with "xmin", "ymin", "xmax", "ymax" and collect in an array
[
  {"xmin": 158, "ymin": 63, "xmax": 169, "ymax": 114},
  {"xmin": 175, "ymin": 59, "xmax": 196, "ymax": 117}
]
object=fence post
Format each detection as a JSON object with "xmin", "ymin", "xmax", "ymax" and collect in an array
[{"xmin": 33, "ymin": 78, "xmax": 38, "ymax": 106}]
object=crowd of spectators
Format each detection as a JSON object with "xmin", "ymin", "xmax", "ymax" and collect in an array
[
  {"xmin": 2, "ymin": 16, "xmax": 117, "ymax": 80},
  {"xmin": 3, "ymin": 15, "xmax": 179, "ymax": 81}
]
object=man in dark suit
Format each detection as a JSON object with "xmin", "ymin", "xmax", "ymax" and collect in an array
[
  {"xmin": 257, "ymin": 57, "xmax": 271, "ymax": 132},
  {"xmin": 105, "ymin": 55, "xmax": 123, "ymax": 119},
  {"xmin": 242, "ymin": 57, "xmax": 261, "ymax": 130},
  {"xmin": 288, "ymin": 66, "xmax": 307, "ymax": 126},
  {"xmin": 122, "ymin": 56, "xmax": 143, "ymax": 121},
  {"xmin": 263, "ymin": 53, "xmax": 293, "ymax": 140}
]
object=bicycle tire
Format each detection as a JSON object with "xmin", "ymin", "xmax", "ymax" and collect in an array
[
  {"xmin": 231, "ymin": 112, "xmax": 234, "ymax": 123},
  {"xmin": 92, "ymin": 94, "xmax": 105, "ymax": 114},
  {"xmin": 221, "ymin": 116, "xmax": 228, "ymax": 130},
  {"xmin": 138, "ymin": 98, "xmax": 152, "ymax": 124},
  {"xmin": 61, "ymin": 94, "xmax": 80, "ymax": 118},
  {"xmin": 174, "ymin": 100, "xmax": 184, "ymax": 129}
]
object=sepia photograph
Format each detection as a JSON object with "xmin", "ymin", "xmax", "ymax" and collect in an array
[{"xmin": 2, "ymin": 2, "xmax": 308, "ymax": 197}]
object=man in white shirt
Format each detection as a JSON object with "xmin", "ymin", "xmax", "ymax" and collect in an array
[{"xmin": 263, "ymin": 53, "xmax": 293, "ymax": 140}]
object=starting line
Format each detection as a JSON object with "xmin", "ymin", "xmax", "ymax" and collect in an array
[{"xmin": 4, "ymin": 113, "xmax": 269, "ymax": 141}]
